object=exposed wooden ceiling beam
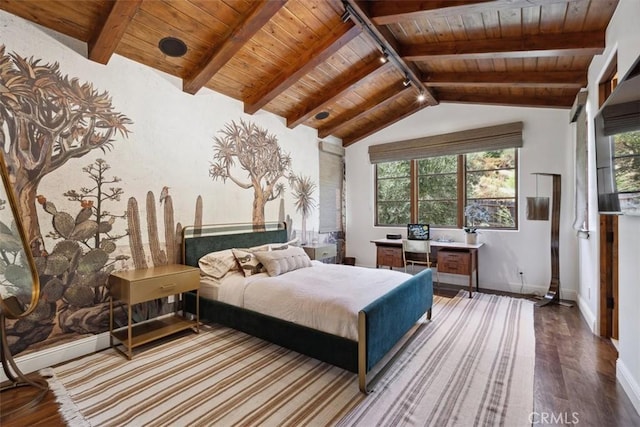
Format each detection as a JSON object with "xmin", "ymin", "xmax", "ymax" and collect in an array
[
  {"xmin": 88, "ymin": 0, "xmax": 143, "ymax": 64},
  {"xmin": 345, "ymin": 0, "xmax": 438, "ymax": 106},
  {"xmin": 244, "ymin": 22, "xmax": 360, "ymax": 115},
  {"xmin": 401, "ymin": 31, "xmax": 605, "ymax": 61},
  {"xmin": 437, "ymin": 92, "xmax": 575, "ymax": 108},
  {"xmin": 423, "ymin": 71, "xmax": 587, "ymax": 89},
  {"xmin": 183, "ymin": 0, "xmax": 287, "ymax": 95},
  {"xmin": 342, "ymin": 98, "xmax": 431, "ymax": 146},
  {"xmin": 318, "ymin": 84, "xmax": 406, "ymax": 138},
  {"xmin": 287, "ymin": 60, "xmax": 390, "ymax": 129},
  {"xmin": 369, "ymin": 0, "xmax": 572, "ymax": 25}
]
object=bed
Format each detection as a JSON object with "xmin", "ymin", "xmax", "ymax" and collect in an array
[{"xmin": 182, "ymin": 223, "xmax": 433, "ymax": 393}]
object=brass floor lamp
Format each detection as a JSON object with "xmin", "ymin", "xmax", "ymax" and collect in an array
[
  {"xmin": 527, "ymin": 173, "xmax": 564, "ymax": 307},
  {"xmin": 0, "ymin": 153, "xmax": 49, "ymax": 416}
]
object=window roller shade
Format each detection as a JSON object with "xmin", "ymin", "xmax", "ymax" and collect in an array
[
  {"xmin": 368, "ymin": 122, "xmax": 523, "ymax": 163},
  {"xmin": 601, "ymin": 101, "xmax": 640, "ymax": 136}
]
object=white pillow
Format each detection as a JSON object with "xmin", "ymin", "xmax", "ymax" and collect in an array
[
  {"xmin": 253, "ymin": 246, "xmax": 312, "ymax": 277},
  {"xmin": 198, "ymin": 249, "xmax": 238, "ymax": 279}
]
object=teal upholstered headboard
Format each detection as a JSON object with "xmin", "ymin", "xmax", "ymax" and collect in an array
[{"xmin": 182, "ymin": 223, "xmax": 288, "ymax": 267}]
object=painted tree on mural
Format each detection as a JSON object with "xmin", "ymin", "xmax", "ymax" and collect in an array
[
  {"xmin": 209, "ymin": 120, "xmax": 291, "ymax": 228},
  {"xmin": 290, "ymin": 173, "xmax": 316, "ymax": 243},
  {"xmin": 0, "ymin": 46, "xmax": 132, "ymax": 252}
]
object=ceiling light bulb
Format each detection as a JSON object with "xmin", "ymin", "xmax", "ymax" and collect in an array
[
  {"xmin": 417, "ymin": 92, "xmax": 426, "ymax": 102},
  {"xmin": 380, "ymin": 53, "xmax": 388, "ymax": 63}
]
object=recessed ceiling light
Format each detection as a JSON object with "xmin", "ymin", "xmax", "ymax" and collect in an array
[
  {"xmin": 158, "ymin": 37, "xmax": 187, "ymax": 57},
  {"xmin": 315, "ymin": 111, "xmax": 330, "ymax": 120}
]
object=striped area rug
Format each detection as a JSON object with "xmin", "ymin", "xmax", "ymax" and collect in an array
[{"xmin": 44, "ymin": 292, "xmax": 534, "ymax": 426}]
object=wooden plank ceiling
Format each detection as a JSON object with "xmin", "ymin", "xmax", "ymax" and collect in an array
[{"xmin": 0, "ymin": 0, "xmax": 619, "ymax": 146}]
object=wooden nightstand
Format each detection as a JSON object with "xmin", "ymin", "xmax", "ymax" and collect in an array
[
  {"xmin": 109, "ymin": 264, "xmax": 200, "ymax": 359},
  {"xmin": 303, "ymin": 243, "xmax": 337, "ymax": 262}
]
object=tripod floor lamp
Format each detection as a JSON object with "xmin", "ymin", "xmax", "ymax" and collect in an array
[{"xmin": 526, "ymin": 173, "xmax": 561, "ymax": 307}]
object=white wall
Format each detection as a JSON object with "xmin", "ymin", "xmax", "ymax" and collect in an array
[
  {"xmin": 581, "ymin": 0, "xmax": 640, "ymax": 414},
  {"xmin": 345, "ymin": 104, "xmax": 578, "ymax": 299}
]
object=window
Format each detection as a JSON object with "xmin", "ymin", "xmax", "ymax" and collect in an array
[
  {"xmin": 375, "ymin": 148, "xmax": 518, "ymax": 229},
  {"xmin": 376, "ymin": 160, "xmax": 411, "ymax": 225},
  {"xmin": 318, "ymin": 142, "xmax": 344, "ymax": 232},
  {"xmin": 613, "ymin": 130, "xmax": 640, "ymax": 196}
]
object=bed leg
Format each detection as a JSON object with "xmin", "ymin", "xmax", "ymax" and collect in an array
[
  {"xmin": 427, "ymin": 308, "xmax": 432, "ymax": 320},
  {"xmin": 357, "ymin": 312, "xmax": 373, "ymax": 394}
]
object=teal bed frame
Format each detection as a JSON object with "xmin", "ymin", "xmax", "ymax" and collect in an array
[{"xmin": 182, "ymin": 223, "xmax": 433, "ymax": 393}]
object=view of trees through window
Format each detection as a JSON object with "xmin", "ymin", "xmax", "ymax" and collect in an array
[
  {"xmin": 613, "ymin": 130, "xmax": 640, "ymax": 211},
  {"xmin": 376, "ymin": 149, "xmax": 517, "ymax": 229}
]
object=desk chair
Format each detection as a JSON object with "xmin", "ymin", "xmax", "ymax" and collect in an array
[{"xmin": 402, "ymin": 239, "xmax": 439, "ymax": 286}]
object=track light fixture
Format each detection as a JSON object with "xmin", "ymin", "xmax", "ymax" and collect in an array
[{"xmin": 341, "ymin": 1, "xmax": 428, "ymax": 102}]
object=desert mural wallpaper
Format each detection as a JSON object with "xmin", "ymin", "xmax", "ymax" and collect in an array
[{"xmin": 0, "ymin": 10, "xmax": 337, "ymax": 356}]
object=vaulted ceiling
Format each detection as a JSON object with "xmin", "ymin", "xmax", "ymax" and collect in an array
[{"xmin": 0, "ymin": 0, "xmax": 619, "ymax": 146}]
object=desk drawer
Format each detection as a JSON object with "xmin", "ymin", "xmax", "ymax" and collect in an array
[
  {"xmin": 437, "ymin": 250, "xmax": 470, "ymax": 275},
  {"xmin": 377, "ymin": 246, "xmax": 403, "ymax": 268}
]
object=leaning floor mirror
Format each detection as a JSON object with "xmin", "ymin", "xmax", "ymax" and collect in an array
[{"xmin": 0, "ymin": 151, "xmax": 48, "ymax": 415}]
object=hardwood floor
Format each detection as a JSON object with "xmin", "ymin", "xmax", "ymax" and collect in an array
[{"xmin": 2, "ymin": 289, "xmax": 639, "ymax": 426}]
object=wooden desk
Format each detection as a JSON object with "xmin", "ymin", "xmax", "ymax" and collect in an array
[{"xmin": 371, "ymin": 238, "xmax": 483, "ymax": 298}]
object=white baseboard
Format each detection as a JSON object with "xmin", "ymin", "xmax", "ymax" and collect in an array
[
  {"xmin": 0, "ymin": 332, "xmax": 110, "ymax": 383},
  {"xmin": 576, "ymin": 294, "xmax": 597, "ymax": 333},
  {"xmin": 617, "ymin": 359, "xmax": 640, "ymax": 416}
]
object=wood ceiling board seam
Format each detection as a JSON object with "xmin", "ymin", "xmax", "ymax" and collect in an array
[
  {"xmin": 164, "ymin": 0, "xmax": 232, "ymax": 36},
  {"xmin": 118, "ymin": 29, "xmax": 202, "ymax": 77},
  {"xmin": 116, "ymin": 37, "xmax": 195, "ymax": 79},
  {"xmin": 243, "ymin": 22, "xmax": 360, "ymax": 115},
  {"xmin": 130, "ymin": 8, "xmax": 217, "ymax": 53},
  {"xmin": 538, "ymin": 1, "xmax": 568, "ymax": 33},
  {"xmin": 562, "ymin": 0, "xmax": 590, "ymax": 32},
  {"xmin": 369, "ymin": 0, "xmax": 575, "ymax": 25},
  {"xmin": 0, "ymin": 1, "xmax": 98, "ymax": 41},
  {"xmin": 342, "ymin": 98, "xmax": 431, "ymax": 147},
  {"xmin": 286, "ymin": 59, "xmax": 389, "ymax": 129},
  {"xmin": 88, "ymin": 0, "xmax": 143, "ymax": 65},
  {"xmin": 422, "ymin": 71, "xmax": 586, "ymax": 88},
  {"xmin": 437, "ymin": 92, "xmax": 574, "ymax": 108},
  {"xmin": 582, "ymin": 0, "xmax": 619, "ymax": 29},
  {"xmin": 183, "ymin": 0, "xmax": 287, "ymax": 95},
  {"xmin": 400, "ymin": 30, "xmax": 605, "ymax": 61},
  {"xmin": 140, "ymin": 1, "xmax": 224, "ymax": 46},
  {"xmin": 322, "ymin": 85, "xmax": 412, "ymax": 139}
]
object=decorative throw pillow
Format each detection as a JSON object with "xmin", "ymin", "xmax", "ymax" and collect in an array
[
  {"xmin": 232, "ymin": 248, "xmax": 264, "ymax": 276},
  {"xmin": 253, "ymin": 246, "xmax": 312, "ymax": 277},
  {"xmin": 198, "ymin": 249, "xmax": 238, "ymax": 279}
]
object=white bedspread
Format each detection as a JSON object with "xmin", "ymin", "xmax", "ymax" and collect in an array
[{"xmin": 215, "ymin": 261, "xmax": 412, "ymax": 340}]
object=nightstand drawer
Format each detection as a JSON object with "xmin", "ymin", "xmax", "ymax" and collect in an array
[
  {"xmin": 437, "ymin": 250, "xmax": 471, "ymax": 275},
  {"xmin": 303, "ymin": 244, "xmax": 336, "ymax": 260},
  {"xmin": 110, "ymin": 266, "xmax": 199, "ymax": 304}
]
